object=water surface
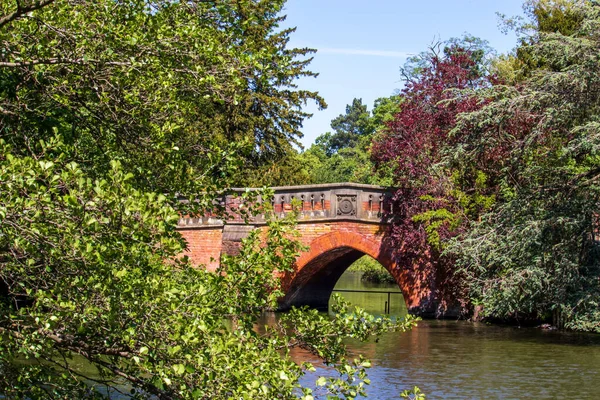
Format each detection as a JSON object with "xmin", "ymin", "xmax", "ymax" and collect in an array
[{"xmin": 306, "ymin": 271, "xmax": 600, "ymax": 399}]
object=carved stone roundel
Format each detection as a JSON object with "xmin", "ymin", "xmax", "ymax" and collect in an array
[
  {"xmin": 339, "ymin": 199, "xmax": 353, "ymax": 214},
  {"xmin": 337, "ymin": 195, "xmax": 356, "ymax": 216}
]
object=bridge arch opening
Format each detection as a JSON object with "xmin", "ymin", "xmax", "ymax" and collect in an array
[
  {"xmin": 279, "ymin": 232, "xmax": 409, "ymax": 312},
  {"xmin": 329, "ymin": 255, "xmax": 408, "ymax": 315}
]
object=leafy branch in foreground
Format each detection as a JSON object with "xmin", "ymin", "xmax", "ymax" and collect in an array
[
  {"xmin": 400, "ymin": 386, "xmax": 426, "ymax": 400},
  {"xmin": 0, "ymin": 0, "xmax": 416, "ymax": 397},
  {"xmin": 0, "ymin": 137, "xmax": 416, "ymax": 398}
]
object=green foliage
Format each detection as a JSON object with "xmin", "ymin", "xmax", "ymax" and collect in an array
[
  {"xmin": 294, "ymin": 96, "xmax": 400, "ymax": 186},
  {"xmin": 348, "ymin": 257, "xmax": 396, "ymax": 284},
  {"xmin": 0, "ymin": 136, "xmax": 416, "ymax": 397},
  {"xmin": 445, "ymin": 0, "xmax": 600, "ymax": 331},
  {"xmin": 348, "ymin": 256, "xmax": 382, "ymax": 272},
  {"xmin": 497, "ymin": 0, "xmax": 587, "ymax": 82},
  {"xmin": 321, "ymin": 98, "xmax": 374, "ymax": 156},
  {"xmin": 452, "ymin": 170, "xmax": 497, "ymax": 218},
  {"xmin": 355, "ymin": 1, "xmax": 600, "ymax": 331},
  {"xmin": 237, "ymin": 150, "xmax": 316, "ymax": 187},
  {"xmin": 238, "ymin": 96, "xmax": 402, "ymax": 187},
  {"xmin": 400, "ymin": 386, "xmax": 426, "ymax": 400},
  {"xmin": 531, "ymin": 0, "xmax": 585, "ymax": 35},
  {"xmin": 361, "ymin": 267, "xmax": 397, "ymax": 285},
  {"xmin": 370, "ymin": 96, "xmax": 404, "ymax": 129},
  {"xmin": 412, "ymin": 208, "xmax": 460, "ymax": 251},
  {"xmin": 411, "ymin": 170, "xmax": 496, "ymax": 251},
  {"xmin": 299, "ymin": 141, "xmax": 373, "ymax": 184},
  {"xmin": 0, "ymin": 0, "xmax": 417, "ymax": 397},
  {"xmin": 0, "ymin": 0, "xmax": 324, "ymax": 194},
  {"xmin": 490, "ymin": 54, "xmax": 526, "ymax": 85}
]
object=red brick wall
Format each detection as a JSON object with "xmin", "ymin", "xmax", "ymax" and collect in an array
[
  {"xmin": 360, "ymin": 200, "xmax": 382, "ymax": 213},
  {"xmin": 295, "ymin": 221, "xmax": 388, "ymax": 247},
  {"xmin": 287, "ymin": 221, "xmax": 436, "ymax": 313},
  {"xmin": 179, "ymin": 220, "xmax": 440, "ymax": 315},
  {"xmin": 178, "ymin": 228, "xmax": 222, "ymax": 272}
]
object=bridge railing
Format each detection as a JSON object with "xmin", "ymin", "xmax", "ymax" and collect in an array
[{"xmin": 177, "ymin": 182, "xmax": 395, "ymax": 228}]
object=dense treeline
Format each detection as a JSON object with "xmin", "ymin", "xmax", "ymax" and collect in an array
[
  {"xmin": 295, "ymin": 0, "xmax": 600, "ymax": 331},
  {"xmin": 241, "ymin": 95, "xmax": 401, "ymax": 187},
  {"xmin": 442, "ymin": 0, "xmax": 600, "ymax": 331}
]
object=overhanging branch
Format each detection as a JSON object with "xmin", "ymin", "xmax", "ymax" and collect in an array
[
  {"xmin": 0, "ymin": 0, "xmax": 56, "ymax": 29},
  {"xmin": 0, "ymin": 58, "xmax": 131, "ymax": 68}
]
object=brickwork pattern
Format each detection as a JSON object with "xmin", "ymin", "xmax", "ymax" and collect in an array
[
  {"xmin": 176, "ymin": 183, "xmax": 443, "ymax": 316},
  {"xmin": 178, "ymin": 228, "xmax": 222, "ymax": 272}
]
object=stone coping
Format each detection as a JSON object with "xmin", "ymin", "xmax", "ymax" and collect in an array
[
  {"xmin": 229, "ymin": 182, "xmax": 389, "ymax": 192},
  {"xmin": 176, "ymin": 216, "xmax": 391, "ymax": 229}
]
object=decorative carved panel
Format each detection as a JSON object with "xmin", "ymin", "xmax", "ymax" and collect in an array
[{"xmin": 337, "ymin": 195, "xmax": 357, "ymax": 216}]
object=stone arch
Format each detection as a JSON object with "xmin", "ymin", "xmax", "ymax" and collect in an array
[{"xmin": 279, "ymin": 231, "xmax": 407, "ymax": 311}]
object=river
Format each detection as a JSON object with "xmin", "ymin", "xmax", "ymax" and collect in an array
[
  {"xmin": 13, "ymin": 270, "xmax": 600, "ymax": 399},
  {"xmin": 297, "ymin": 270, "xmax": 600, "ymax": 399}
]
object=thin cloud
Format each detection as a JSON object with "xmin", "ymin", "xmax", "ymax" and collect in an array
[{"xmin": 317, "ymin": 47, "xmax": 411, "ymax": 58}]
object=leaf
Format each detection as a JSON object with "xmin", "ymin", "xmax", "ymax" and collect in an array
[
  {"xmin": 172, "ymin": 364, "xmax": 185, "ymax": 375},
  {"xmin": 86, "ymin": 217, "xmax": 98, "ymax": 226}
]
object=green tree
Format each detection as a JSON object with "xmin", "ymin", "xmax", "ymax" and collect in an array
[
  {"xmin": 297, "ymin": 96, "xmax": 400, "ymax": 185},
  {"xmin": 446, "ymin": 0, "xmax": 600, "ymax": 331},
  {"xmin": 0, "ymin": 0, "xmax": 325, "ymax": 196},
  {"xmin": 320, "ymin": 98, "xmax": 373, "ymax": 156},
  {"xmin": 237, "ymin": 149, "xmax": 316, "ymax": 187},
  {"xmin": 529, "ymin": 0, "xmax": 585, "ymax": 35},
  {"xmin": 0, "ymin": 140, "xmax": 413, "ymax": 397},
  {"xmin": 0, "ymin": 1, "xmax": 415, "ymax": 397},
  {"xmin": 495, "ymin": 0, "xmax": 586, "ymax": 83},
  {"xmin": 370, "ymin": 96, "xmax": 403, "ymax": 130}
]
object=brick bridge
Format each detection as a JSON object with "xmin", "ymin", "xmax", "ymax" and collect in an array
[{"xmin": 177, "ymin": 183, "xmax": 451, "ymax": 317}]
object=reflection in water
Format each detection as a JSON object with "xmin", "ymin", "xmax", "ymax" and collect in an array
[
  {"xmin": 329, "ymin": 269, "xmax": 407, "ymax": 316},
  {"xmin": 296, "ymin": 270, "xmax": 600, "ymax": 399},
  {"xmin": 36, "ymin": 269, "xmax": 600, "ymax": 399},
  {"xmin": 340, "ymin": 320, "xmax": 600, "ymax": 399}
]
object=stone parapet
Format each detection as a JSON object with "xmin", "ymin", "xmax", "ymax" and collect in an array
[{"xmin": 177, "ymin": 182, "xmax": 393, "ymax": 228}]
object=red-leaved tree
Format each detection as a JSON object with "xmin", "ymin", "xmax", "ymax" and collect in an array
[{"xmin": 371, "ymin": 43, "xmax": 495, "ymax": 315}]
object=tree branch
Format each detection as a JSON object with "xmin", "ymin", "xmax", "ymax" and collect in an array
[
  {"xmin": 0, "ymin": 326, "xmax": 133, "ymax": 358},
  {"xmin": 0, "ymin": 0, "xmax": 56, "ymax": 29},
  {"xmin": 0, "ymin": 58, "xmax": 131, "ymax": 68}
]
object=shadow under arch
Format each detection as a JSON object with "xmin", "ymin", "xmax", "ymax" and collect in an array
[{"xmin": 279, "ymin": 231, "xmax": 405, "ymax": 311}]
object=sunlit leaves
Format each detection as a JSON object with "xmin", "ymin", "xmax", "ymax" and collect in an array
[
  {"xmin": 0, "ymin": 1, "xmax": 412, "ymax": 397},
  {"xmin": 0, "ymin": 137, "xmax": 409, "ymax": 397},
  {"xmin": 0, "ymin": 0, "xmax": 323, "ymax": 195}
]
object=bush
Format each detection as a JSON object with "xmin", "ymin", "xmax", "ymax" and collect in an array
[{"xmin": 349, "ymin": 256, "xmax": 396, "ymax": 284}]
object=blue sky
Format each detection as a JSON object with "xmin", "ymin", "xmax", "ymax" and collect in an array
[{"xmin": 281, "ymin": 0, "xmax": 526, "ymax": 147}]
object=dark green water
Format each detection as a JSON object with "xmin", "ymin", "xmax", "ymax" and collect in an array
[
  {"xmin": 329, "ymin": 268, "xmax": 407, "ymax": 315},
  {"xmin": 306, "ymin": 271, "xmax": 600, "ymax": 399}
]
